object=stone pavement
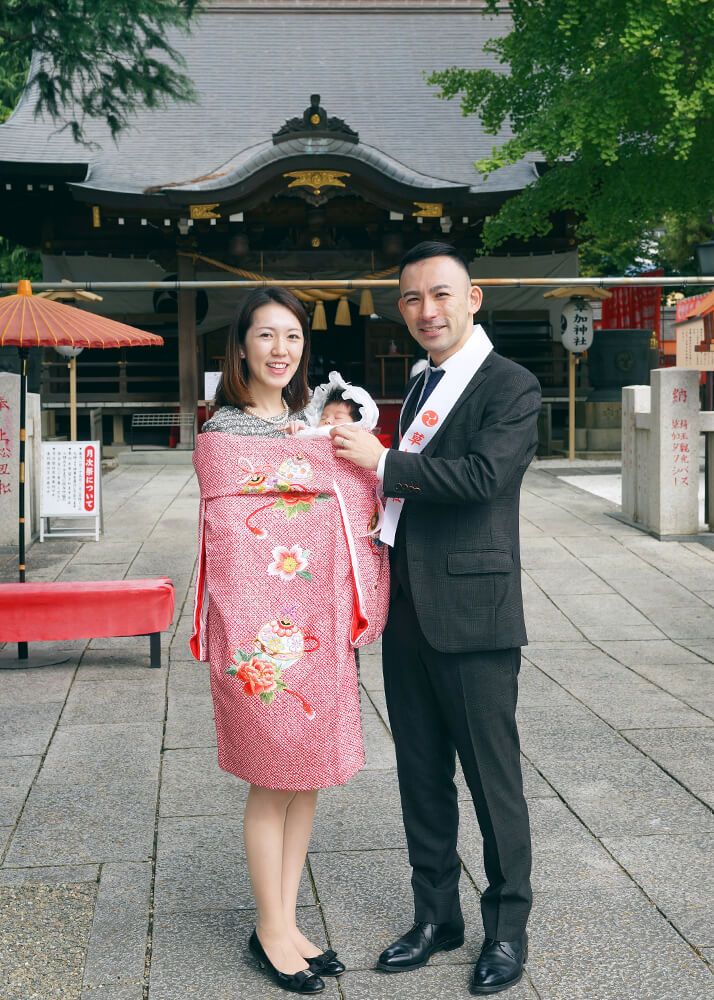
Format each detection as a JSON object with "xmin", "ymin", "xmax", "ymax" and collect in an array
[{"xmin": 1, "ymin": 459, "xmax": 713, "ymax": 1000}]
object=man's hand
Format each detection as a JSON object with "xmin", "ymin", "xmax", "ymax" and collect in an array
[{"xmin": 330, "ymin": 425, "xmax": 386, "ymax": 470}]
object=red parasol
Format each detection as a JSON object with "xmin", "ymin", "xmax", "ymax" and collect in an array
[{"xmin": 0, "ymin": 279, "xmax": 164, "ymax": 665}]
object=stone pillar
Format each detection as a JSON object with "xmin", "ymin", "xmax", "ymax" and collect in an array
[
  {"xmin": 0, "ymin": 372, "xmax": 41, "ymax": 549},
  {"xmin": 648, "ymin": 368, "xmax": 700, "ymax": 536},
  {"xmin": 622, "ymin": 385, "xmax": 650, "ymax": 523},
  {"xmin": 177, "ymin": 253, "xmax": 198, "ymax": 448}
]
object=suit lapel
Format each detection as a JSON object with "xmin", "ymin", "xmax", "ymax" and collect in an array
[{"xmin": 421, "ymin": 353, "xmax": 495, "ymax": 456}]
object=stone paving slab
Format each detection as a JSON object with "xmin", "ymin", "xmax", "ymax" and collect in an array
[
  {"xmin": 342, "ymin": 968, "xmax": 540, "ymax": 999},
  {"xmin": 2, "ymin": 462, "xmax": 713, "ymax": 999},
  {"xmin": 0, "ymin": 882, "xmax": 97, "ymax": 1000},
  {"xmin": 5, "ymin": 778, "xmax": 158, "ymax": 867},
  {"xmin": 679, "ymin": 639, "xmax": 714, "ymax": 662},
  {"xmin": 527, "ymin": 881, "xmax": 714, "ymax": 1000},
  {"xmin": 595, "ymin": 637, "xmax": 709, "ymax": 666},
  {"xmin": 82, "ymin": 983, "xmax": 144, "ymax": 1000},
  {"xmin": 623, "ymin": 727, "xmax": 714, "ymax": 809},
  {"xmin": 160, "ymin": 747, "xmax": 248, "ymax": 818},
  {"xmin": 623, "ymin": 659, "xmax": 714, "ymax": 720},
  {"xmin": 154, "ymin": 814, "xmax": 314, "ymax": 913},
  {"xmin": 0, "ymin": 663, "xmax": 76, "ymax": 705},
  {"xmin": 0, "ymin": 755, "xmax": 40, "ymax": 826},
  {"xmin": 0, "ymin": 864, "xmax": 100, "ymax": 885},
  {"xmin": 82, "ymin": 862, "xmax": 152, "ymax": 990},
  {"xmin": 309, "ymin": 847, "xmax": 485, "ymax": 971},
  {"xmin": 0, "ymin": 702, "xmax": 65, "ymax": 756},
  {"xmin": 565, "ymin": 787, "xmax": 714, "ymax": 838},
  {"xmin": 60, "ymin": 676, "xmax": 166, "ymax": 727},
  {"xmin": 530, "ymin": 666, "xmax": 711, "ymax": 730},
  {"xmin": 603, "ymin": 833, "xmax": 714, "ymax": 949},
  {"xmin": 164, "ymin": 690, "xmax": 217, "ymax": 750},
  {"xmin": 311, "ymin": 770, "xmax": 407, "ymax": 852},
  {"xmin": 75, "ymin": 648, "xmax": 169, "ymax": 682},
  {"xmin": 149, "ymin": 906, "xmax": 340, "ymax": 1000}
]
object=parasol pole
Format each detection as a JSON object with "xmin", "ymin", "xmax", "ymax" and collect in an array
[
  {"xmin": 17, "ymin": 346, "xmax": 28, "ymax": 660},
  {"xmin": 69, "ymin": 356, "xmax": 78, "ymax": 440}
]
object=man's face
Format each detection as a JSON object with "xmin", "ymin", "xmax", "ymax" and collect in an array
[{"xmin": 398, "ymin": 256, "xmax": 483, "ymax": 365}]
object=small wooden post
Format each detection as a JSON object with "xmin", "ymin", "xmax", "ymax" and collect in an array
[
  {"xmin": 568, "ymin": 350, "xmax": 576, "ymax": 460},
  {"xmin": 69, "ymin": 356, "xmax": 78, "ymax": 441},
  {"xmin": 177, "ymin": 253, "xmax": 198, "ymax": 448}
]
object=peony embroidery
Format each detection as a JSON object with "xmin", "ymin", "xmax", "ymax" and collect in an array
[
  {"xmin": 227, "ymin": 615, "xmax": 321, "ymax": 718},
  {"xmin": 267, "ymin": 545, "xmax": 312, "ymax": 582},
  {"xmin": 234, "ymin": 655, "xmax": 278, "ymax": 695}
]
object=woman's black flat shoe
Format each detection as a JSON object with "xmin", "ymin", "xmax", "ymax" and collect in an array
[
  {"xmin": 249, "ymin": 930, "xmax": 325, "ymax": 994},
  {"xmin": 306, "ymin": 948, "xmax": 346, "ymax": 977}
]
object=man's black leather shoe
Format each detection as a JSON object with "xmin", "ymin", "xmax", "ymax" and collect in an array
[
  {"xmin": 376, "ymin": 920, "xmax": 465, "ymax": 972},
  {"xmin": 470, "ymin": 934, "xmax": 528, "ymax": 995}
]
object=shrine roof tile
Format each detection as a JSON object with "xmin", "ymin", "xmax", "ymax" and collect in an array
[{"xmin": 0, "ymin": 7, "xmax": 540, "ymax": 198}]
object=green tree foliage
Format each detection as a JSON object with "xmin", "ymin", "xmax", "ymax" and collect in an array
[
  {"xmin": 0, "ymin": 238, "xmax": 41, "ymax": 283},
  {"xmin": 0, "ymin": 1, "xmax": 200, "ymax": 143},
  {"xmin": 430, "ymin": 1, "xmax": 714, "ymax": 264}
]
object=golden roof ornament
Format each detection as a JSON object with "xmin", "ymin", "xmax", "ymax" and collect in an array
[
  {"xmin": 283, "ymin": 171, "xmax": 351, "ymax": 196},
  {"xmin": 413, "ymin": 202, "xmax": 443, "ymax": 218}
]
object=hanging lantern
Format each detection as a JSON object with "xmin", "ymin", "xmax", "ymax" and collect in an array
[
  {"xmin": 312, "ymin": 300, "xmax": 327, "ymax": 331},
  {"xmin": 359, "ymin": 288, "xmax": 375, "ymax": 316},
  {"xmin": 335, "ymin": 296, "xmax": 352, "ymax": 326}
]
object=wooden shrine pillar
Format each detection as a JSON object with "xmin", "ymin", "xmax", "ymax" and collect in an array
[{"xmin": 177, "ymin": 252, "xmax": 198, "ymax": 447}]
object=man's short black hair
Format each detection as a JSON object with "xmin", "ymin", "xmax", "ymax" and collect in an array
[
  {"xmin": 398, "ymin": 241, "xmax": 471, "ymax": 280},
  {"xmin": 324, "ymin": 388, "xmax": 361, "ymax": 422}
]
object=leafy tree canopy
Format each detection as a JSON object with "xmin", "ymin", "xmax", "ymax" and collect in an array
[
  {"xmin": 430, "ymin": 1, "xmax": 714, "ymax": 269},
  {"xmin": 0, "ymin": 0, "xmax": 200, "ymax": 143}
]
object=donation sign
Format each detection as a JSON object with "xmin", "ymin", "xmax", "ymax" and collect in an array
[{"xmin": 41, "ymin": 442, "xmax": 100, "ymax": 517}]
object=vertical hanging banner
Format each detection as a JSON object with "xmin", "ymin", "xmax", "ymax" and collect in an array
[{"xmin": 40, "ymin": 441, "xmax": 102, "ymax": 540}]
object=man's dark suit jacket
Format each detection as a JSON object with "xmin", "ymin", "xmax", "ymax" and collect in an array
[{"xmin": 384, "ymin": 351, "xmax": 541, "ymax": 655}]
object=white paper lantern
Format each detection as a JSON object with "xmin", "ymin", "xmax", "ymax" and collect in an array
[{"xmin": 560, "ymin": 299, "xmax": 594, "ymax": 353}]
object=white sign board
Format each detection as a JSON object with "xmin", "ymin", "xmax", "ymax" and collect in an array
[
  {"xmin": 560, "ymin": 299, "xmax": 594, "ymax": 353},
  {"xmin": 204, "ymin": 371, "xmax": 221, "ymax": 401},
  {"xmin": 41, "ymin": 441, "xmax": 102, "ymax": 540},
  {"xmin": 675, "ymin": 319, "xmax": 714, "ymax": 371}
]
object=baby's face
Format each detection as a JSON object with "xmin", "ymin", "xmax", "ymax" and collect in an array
[{"xmin": 319, "ymin": 402, "xmax": 355, "ymax": 426}]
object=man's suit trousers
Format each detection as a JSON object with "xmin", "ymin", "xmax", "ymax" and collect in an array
[{"xmin": 382, "ymin": 586, "xmax": 533, "ymax": 940}]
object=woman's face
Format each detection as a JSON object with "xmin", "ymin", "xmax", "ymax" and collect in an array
[{"xmin": 241, "ymin": 303, "xmax": 304, "ymax": 394}]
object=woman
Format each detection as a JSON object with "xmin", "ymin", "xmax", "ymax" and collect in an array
[{"xmin": 197, "ymin": 289, "xmax": 360, "ymax": 995}]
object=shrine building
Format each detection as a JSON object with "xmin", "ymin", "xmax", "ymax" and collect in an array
[{"xmin": 0, "ymin": 1, "xmax": 579, "ymax": 447}]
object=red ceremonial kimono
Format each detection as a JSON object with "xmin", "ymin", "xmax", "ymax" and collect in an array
[{"xmin": 190, "ymin": 433, "xmax": 389, "ymax": 789}]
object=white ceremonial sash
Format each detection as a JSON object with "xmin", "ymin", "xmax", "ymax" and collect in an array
[{"xmin": 379, "ymin": 326, "xmax": 493, "ymax": 546}]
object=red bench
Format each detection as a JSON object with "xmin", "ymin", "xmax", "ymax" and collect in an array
[{"xmin": 0, "ymin": 578, "xmax": 175, "ymax": 667}]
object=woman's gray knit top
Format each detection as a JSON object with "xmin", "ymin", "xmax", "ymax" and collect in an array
[{"xmin": 201, "ymin": 405, "xmax": 307, "ymax": 438}]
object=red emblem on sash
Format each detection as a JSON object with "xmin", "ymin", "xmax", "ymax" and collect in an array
[{"xmin": 421, "ymin": 410, "xmax": 439, "ymax": 427}]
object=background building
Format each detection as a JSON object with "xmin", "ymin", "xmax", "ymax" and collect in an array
[{"xmin": 0, "ymin": 1, "xmax": 579, "ymax": 445}]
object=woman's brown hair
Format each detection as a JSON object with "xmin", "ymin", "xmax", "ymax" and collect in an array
[{"xmin": 215, "ymin": 288, "xmax": 311, "ymax": 411}]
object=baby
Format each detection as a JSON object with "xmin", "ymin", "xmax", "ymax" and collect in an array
[
  {"xmin": 287, "ymin": 371, "xmax": 379, "ymax": 436},
  {"xmin": 317, "ymin": 389, "xmax": 362, "ymax": 427}
]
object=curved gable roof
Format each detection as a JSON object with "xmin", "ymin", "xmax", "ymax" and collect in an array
[{"xmin": 0, "ymin": 6, "xmax": 539, "ymax": 198}]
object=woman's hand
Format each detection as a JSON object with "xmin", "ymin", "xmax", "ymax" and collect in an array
[{"xmin": 330, "ymin": 425, "xmax": 386, "ymax": 470}]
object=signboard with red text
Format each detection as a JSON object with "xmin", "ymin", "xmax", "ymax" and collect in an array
[{"xmin": 40, "ymin": 442, "xmax": 102, "ymax": 540}]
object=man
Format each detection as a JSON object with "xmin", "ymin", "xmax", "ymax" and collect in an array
[{"xmin": 332, "ymin": 241, "xmax": 541, "ymax": 995}]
